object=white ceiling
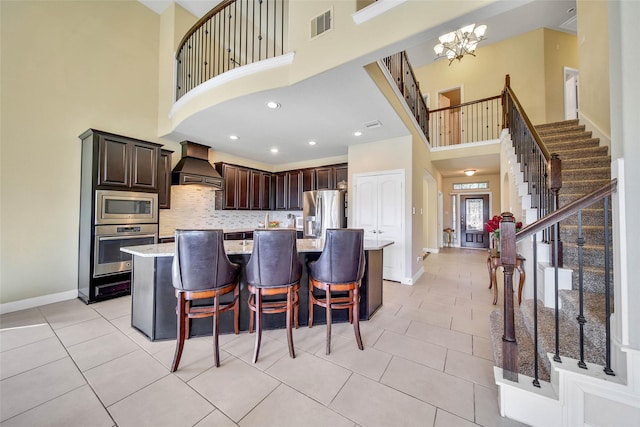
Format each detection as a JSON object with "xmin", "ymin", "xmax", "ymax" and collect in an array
[{"xmin": 139, "ymin": 0, "xmax": 577, "ymax": 176}]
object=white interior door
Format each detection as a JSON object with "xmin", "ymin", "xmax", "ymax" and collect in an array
[
  {"xmin": 564, "ymin": 67, "xmax": 579, "ymax": 120},
  {"xmin": 353, "ymin": 172, "xmax": 404, "ymax": 282}
]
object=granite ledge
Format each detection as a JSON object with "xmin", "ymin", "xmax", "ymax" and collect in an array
[{"xmin": 122, "ymin": 238, "xmax": 394, "ymax": 258}]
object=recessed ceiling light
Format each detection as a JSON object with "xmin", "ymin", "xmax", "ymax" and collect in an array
[
  {"xmin": 353, "ymin": 131, "xmax": 362, "ymax": 137},
  {"xmin": 270, "ymin": 147, "xmax": 279, "ymax": 154},
  {"xmin": 266, "ymin": 101, "xmax": 280, "ymax": 109},
  {"xmin": 308, "ymin": 140, "xmax": 317, "ymax": 146},
  {"xmin": 229, "ymin": 135, "xmax": 239, "ymax": 140}
]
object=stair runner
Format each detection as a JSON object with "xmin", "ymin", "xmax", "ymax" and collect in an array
[{"xmin": 490, "ymin": 119, "xmax": 611, "ymax": 380}]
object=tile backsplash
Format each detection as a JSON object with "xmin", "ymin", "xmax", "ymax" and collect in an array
[{"xmin": 159, "ymin": 186, "xmax": 301, "ymax": 236}]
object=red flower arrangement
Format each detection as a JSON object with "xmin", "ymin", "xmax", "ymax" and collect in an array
[{"xmin": 484, "ymin": 215, "xmax": 523, "ymax": 235}]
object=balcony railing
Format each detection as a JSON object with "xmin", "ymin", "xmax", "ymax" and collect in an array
[
  {"xmin": 429, "ymin": 95, "xmax": 502, "ymax": 147},
  {"xmin": 175, "ymin": 0, "xmax": 286, "ymax": 101},
  {"xmin": 381, "ymin": 52, "xmax": 429, "ymax": 142}
]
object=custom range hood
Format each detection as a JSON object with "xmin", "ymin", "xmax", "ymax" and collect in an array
[{"xmin": 171, "ymin": 141, "xmax": 223, "ymax": 189}]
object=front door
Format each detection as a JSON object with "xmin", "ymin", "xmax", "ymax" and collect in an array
[{"xmin": 460, "ymin": 194, "xmax": 489, "ymax": 248}]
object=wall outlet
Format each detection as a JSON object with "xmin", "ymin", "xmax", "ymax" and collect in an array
[{"xmin": 417, "ymin": 256, "xmax": 423, "ymax": 263}]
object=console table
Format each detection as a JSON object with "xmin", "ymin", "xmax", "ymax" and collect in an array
[{"xmin": 487, "ymin": 249, "xmax": 526, "ymax": 305}]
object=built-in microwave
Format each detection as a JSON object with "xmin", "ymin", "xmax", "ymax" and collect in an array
[{"xmin": 95, "ymin": 190, "xmax": 158, "ymax": 225}]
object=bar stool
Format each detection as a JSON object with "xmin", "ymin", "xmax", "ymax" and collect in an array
[
  {"xmin": 171, "ymin": 229, "xmax": 239, "ymax": 372},
  {"xmin": 246, "ymin": 229, "xmax": 302, "ymax": 363},
  {"xmin": 308, "ymin": 228, "xmax": 365, "ymax": 355}
]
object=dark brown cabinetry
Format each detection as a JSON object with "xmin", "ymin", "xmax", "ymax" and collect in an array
[
  {"xmin": 78, "ymin": 129, "xmax": 162, "ymax": 304},
  {"xmin": 273, "ymin": 172, "xmax": 287, "ymax": 210},
  {"xmin": 214, "ymin": 162, "xmax": 347, "ymax": 211},
  {"xmin": 316, "ymin": 164, "xmax": 348, "ymax": 190},
  {"xmin": 216, "ymin": 163, "xmax": 264, "ymax": 210},
  {"xmin": 250, "ymin": 170, "xmax": 272, "ymax": 210},
  {"xmin": 93, "ymin": 131, "xmax": 160, "ymax": 191},
  {"xmin": 215, "ymin": 163, "xmax": 251, "ymax": 210},
  {"xmin": 158, "ymin": 149, "xmax": 173, "ymax": 209},
  {"xmin": 286, "ymin": 170, "xmax": 303, "ymax": 210},
  {"xmin": 302, "ymin": 169, "xmax": 315, "ymax": 192}
]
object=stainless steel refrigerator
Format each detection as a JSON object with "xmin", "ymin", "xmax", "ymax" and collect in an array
[{"xmin": 302, "ymin": 190, "xmax": 346, "ymax": 238}]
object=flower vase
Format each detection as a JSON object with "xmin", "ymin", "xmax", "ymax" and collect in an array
[{"xmin": 492, "ymin": 232, "xmax": 500, "ymax": 253}]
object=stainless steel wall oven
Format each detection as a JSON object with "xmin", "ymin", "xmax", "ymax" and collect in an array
[{"xmin": 93, "ymin": 224, "xmax": 157, "ymax": 277}]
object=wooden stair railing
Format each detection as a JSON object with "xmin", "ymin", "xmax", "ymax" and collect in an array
[
  {"xmin": 381, "ymin": 52, "xmax": 430, "ymax": 142},
  {"xmin": 499, "ymin": 179, "xmax": 617, "ymax": 384},
  {"xmin": 175, "ymin": 0, "xmax": 286, "ymax": 101},
  {"xmin": 502, "ymin": 75, "xmax": 562, "ymax": 246}
]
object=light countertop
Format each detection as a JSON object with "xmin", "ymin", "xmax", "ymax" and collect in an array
[{"xmin": 122, "ymin": 238, "xmax": 394, "ymax": 258}]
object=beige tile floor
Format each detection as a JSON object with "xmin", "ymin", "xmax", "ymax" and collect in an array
[{"xmin": 0, "ymin": 248, "xmax": 529, "ymax": 426}]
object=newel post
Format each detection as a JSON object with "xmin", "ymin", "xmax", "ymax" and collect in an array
[{"xmin": 500, "ymin": 212, "xmax": 518, "ymax": 381}]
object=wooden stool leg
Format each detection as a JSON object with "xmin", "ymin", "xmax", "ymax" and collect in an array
[
  {"xmin": 213, "ymin": 295, "xmax": 220, "ymax": 367},
  {"xmin": 249, "ymin": 294, "xmax": 254, "ymax": 334},
  {"xmin": 252, "ymin": 289, "xmax": 262, "ymax": 364},
  {"xmin": 348, "ymin": 290, "xmax": 353, "ymax": 324},
  {"xmin": 171, "ymin": 292, "xmax": 187, "ymax": 372},
  {"xmin": 185, "ymin": 300, "xmax": 191, "ymax": 339},
  {"xmin": 325, "ymin": 286, "xmax": 332, "ymax": 355},
  {"xmin": 233, "ymin": 286, "xmax": 240, "ymax": 335},
  {"xmin": 353, "ymin": 286, "xmax": 363, "ymax": 351},
  {"xmin": 294, "ymin": 289, "xmax": 299, "ymax": 329},
  {"xmin": 308, "ymin": 285, "xmax": 314, "ymax": 328},
  {"xmin": 286, "ymin": 287, "xmax": 295, "ymax": 359}
]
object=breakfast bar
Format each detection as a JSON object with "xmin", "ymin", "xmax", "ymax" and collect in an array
[{"xmin": 122, "ymin": 238, "xmax": 393, "ymax": 341}]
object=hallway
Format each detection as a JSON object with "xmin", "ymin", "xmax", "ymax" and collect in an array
[{"xmin": 0, "ymin": 249, "xmax": 527, "ymax": 426}]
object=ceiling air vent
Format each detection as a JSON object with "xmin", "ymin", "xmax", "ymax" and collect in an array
[
  {"xmin": 363, "ymin": 120, "xmax": 383, "ymax": 129},
  {"xmin": 311, "ymin": 9, "xmax": 332, "ymax": 39}
]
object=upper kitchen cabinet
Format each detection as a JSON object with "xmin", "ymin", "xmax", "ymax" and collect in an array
[
  {"xmin": 158, "ymin": 149, "xmax": 173, "ymax": 209},
  {"xmin": 273, "ymin": 172, "xmax": 287, "ymax": 210},
  {"xmin": 302, "ymin": 168, "xmax": 315, "ymax": 193},
  {"xmin": 80, "ymin": 129, "xmax": 161, "ymax": 192},
  {"xmin": 286, "ymin": 170, "xmax": 303, "ymax": 210},
  {"xmin": 215, "ymin": 163, "xmax": 251, "ymax": 210},
  {"xmin": 250, "ymin": 170, "xmax": 272, "ymax": 210},
  {"xmin": 316, "ymin": 163, "xmax": 348, "ymax": 190}
]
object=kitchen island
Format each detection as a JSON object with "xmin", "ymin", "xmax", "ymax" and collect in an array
[{"xmin": 122, "ymin": 238, "xmax": 393, "ymax": 341}]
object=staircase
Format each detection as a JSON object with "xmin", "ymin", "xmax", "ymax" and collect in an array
[{"xmin": 490, "ymin": 119, "xmax": 611, "ymax": 380}]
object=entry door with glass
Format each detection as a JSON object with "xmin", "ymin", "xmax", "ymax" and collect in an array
[{"xmin": 460, "ymin": 194, "xmax": 489, "ymax": 248}]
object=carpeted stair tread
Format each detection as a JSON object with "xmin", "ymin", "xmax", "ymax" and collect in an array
[
  {"xmin": 543, "ymin": 131, "xmax": 594, "ymax": 143},
  {"xmin": 562, "ymin": 179, "xmax": 612, "ymax": 193},
  {"xmin": 551, "ymin": 146, "xmax": 609, "ymax": 159},
  {"xmin": 535, "ymin": 119, "xmax": 579, "ymax": 131},
  {"xmin": 559, "ymin": 290, "xmax": 608, "ymax": 352},
  {"xmin": 520, "ymin": 299, "xmax": 606, "ymax": 370},
  {"xmin": 489, "ymin": 306, "xmax": 550, "ymax": 381},
  {"xmin": 563, "ymin": 167, "xmax": 610, "ymax": 181},
  {"xmin": 562, "ymin": 156, "xmax": 611, "ymax": 169},
  {"xmin": 560, "ymin": 224, "xmax": 610, "ymax": 245},
  {"xmin": 546, "ymin": 138, "xmax": 600, "ymax": 151}
]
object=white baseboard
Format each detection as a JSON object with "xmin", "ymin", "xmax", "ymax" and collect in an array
[
  {"xmin": 0, "ymin": 290, "xmax": 79, "ymax": 314},
  {"xmin": 403, "ymin": 266, "xmax": 424, "ymax": 285}
]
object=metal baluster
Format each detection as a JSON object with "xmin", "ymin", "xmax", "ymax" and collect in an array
[
  {"xmin": 553, "ymin": 219, "xmax": 562, "ymax": 363},
  {"xmin": 603, "ymin": 196, "xmax": 615, "ymax": 376},
  {"xmin": 577, "ymin": 209, "xmax": 587, "ymax": 369},
  {"xmin": 533, "ymin": 236, "xmax": 540, "ymax": 387}
]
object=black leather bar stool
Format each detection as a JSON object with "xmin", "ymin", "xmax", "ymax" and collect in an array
[
  {"xmin": 246, "ymin": 229, "xmax": 302, "ymax": 363},
  {"xmin": 171, "ymin": 229, "xmax": 239, "ymax": 372},
  {"xmin": 309, "ymin": 228, "xmax": 365, "ymax": 355}
]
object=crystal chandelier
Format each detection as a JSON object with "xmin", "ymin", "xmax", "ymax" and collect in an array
[{"xmin": 434, "ymin": 24, "xmax": 487, "ymax": 65}]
